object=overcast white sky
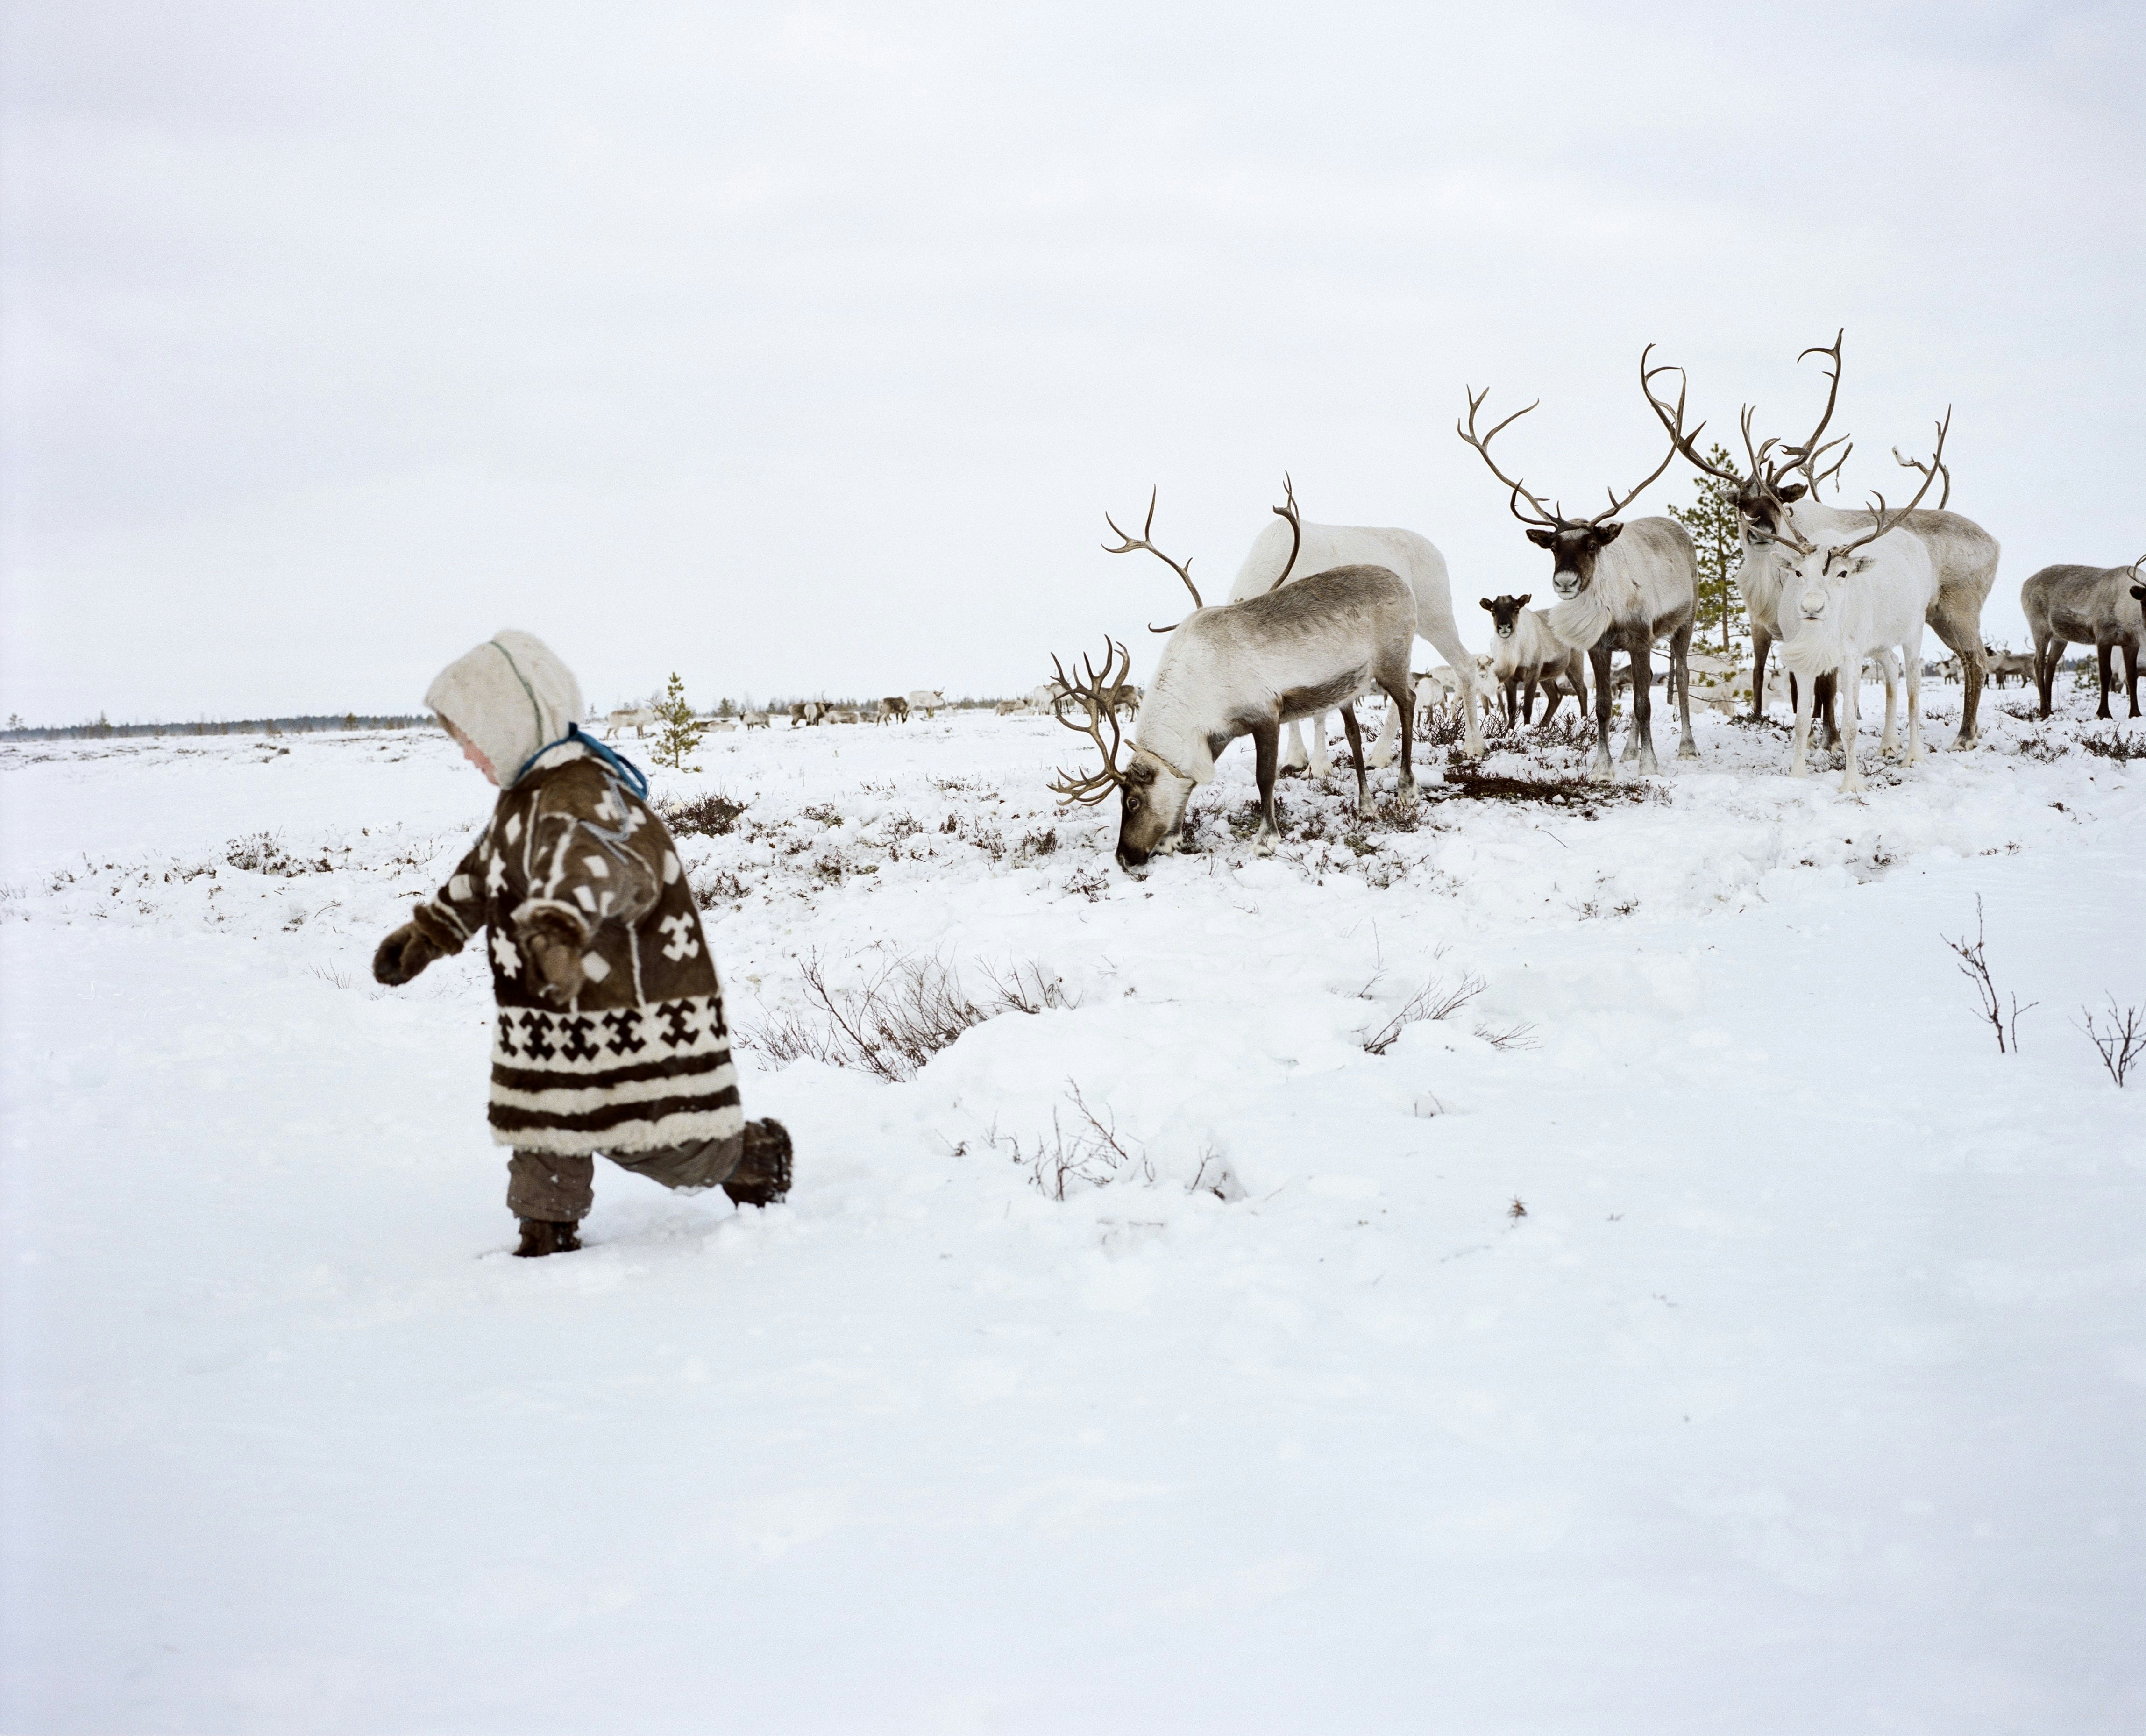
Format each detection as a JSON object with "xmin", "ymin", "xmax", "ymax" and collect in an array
[{"xmin": 3, "ymin": 0, "xmax": 2139, "ymax": 722}]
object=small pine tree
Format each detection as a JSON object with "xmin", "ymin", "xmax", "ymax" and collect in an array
[
  {"xmin": 651, "ymin": 671, "xmax": 703, "ymax": 771},
  {"xmin": 1665, "ymin": 444, "xmax": 1748, "ymax": 655}
]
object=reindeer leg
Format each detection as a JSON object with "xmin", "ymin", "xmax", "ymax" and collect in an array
[
  {"xmin": 1839, "ymin": 662, "xmax": 1866, "ymax": 794},
  {"xmin": 1790, "ymin": 665, "xmax": 1815, "ymax": 779},
  {"xmin": 1588, "ymin": 645, "xmax": 1615, "ymax": 782},
  {"xmin": 2125, "ymin": 641, "xmax": 2141, "ymax": 719},
  {"xmin": 1310, "ymin": 713, "xmax": 1335, "ymax": 780},
  {"xmin": 1628, "ymin": 645, "xmax": 1659, "ymax": 775},
  {"xmin": 1878, "ymin": 651, "xmax": 1901, "ymax": 758},
  {"xmin": 1672, "ymin": 623, "xmax": 1698, "ymax": 760},
  {"xmin": 1276, "ymin": 718, "xmax": 1307, "ymax": 776},
  {"xmin": 1340, "ymin": 703, "xmax": 1371, "ymax": 815},
  {"xmin": 2032, "ymin": 629, "xmax": 2056, "ymax": 718},
  {"xmin": 2096, "ymin": 644, "xmax": 2116, "ymax": 720},
  {"xmin": 1367, "ymin": 696, "xmax": 1401, "ymax": 770},
  {"xmin": 1817, "ymin": 670, "xmax": 1841, "ymax": 752},
  {"xmin": 1905, "ymin": 635, "xmax": 1925, "ymax": 764},
  {"xmin": 1251, "ymin": 720, "xmax": 1284, "ymax": 855},
  {"xmin": 1935, "ymin": 602, "xmax": 1985, "ymax": 746}
]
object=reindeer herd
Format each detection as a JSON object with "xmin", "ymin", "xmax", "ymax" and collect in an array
[{"xmin": 1044, "ymin": 334, "xmax": 2146, "ymax": 871}]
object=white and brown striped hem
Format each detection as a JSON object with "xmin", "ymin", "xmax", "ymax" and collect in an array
[{"xmin": 487, "ymin": 993, "xmax": 744, "ymax": 1155}]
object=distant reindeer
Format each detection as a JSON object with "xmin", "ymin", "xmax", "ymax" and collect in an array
[
  {"xmin": 742, "ymin": 711, "xmax": 772, "ymax": 730},
  {"xmin": 906, "ymin": 689, "xmax": 948, "ymax": 718},
  {"xmin": 1769, "ymin": 413, "xmax": 1953, "ymax": 791},
  {"xmin": 878, "ymin": 696, "xmax": 910, "ymax": 724},
  {"xmin": 1643, "ymin": 331, "xmax": 2001, "ymax": 746},
  {"xmin": 789, "ymin": 701, "xmax": 827, "ymax": 727},
  {"xmin": 1064, "ymin": 489, "xmax": 1417, "ymax": 865},
  {"xmin": 1983, "ymin": 647, "xmax": 2036, "ymax": 690},
  {"xmin": 2024, "ymin": 553, "xmax": 2146, "ymax": 719},
  {"xmin": 1458, "ymin": 380, "xmax": 1697, "ymax": 779},
  {"xmin": 604, "ymin": 705, "xmax": 654, "ymax": 740},
  {"xmin": 1478, "ymin": 594, "xmax": 1589, "ymax": 726}
]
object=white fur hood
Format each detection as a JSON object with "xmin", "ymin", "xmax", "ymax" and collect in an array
[{"xmin": 424, "ymin": 631, "xmax": 584, "ymax": 787}]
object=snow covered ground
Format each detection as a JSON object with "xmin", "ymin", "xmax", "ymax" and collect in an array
[{"xmin": 3, "ymin": 686, "xmax": 2143, "ymax": 1734}]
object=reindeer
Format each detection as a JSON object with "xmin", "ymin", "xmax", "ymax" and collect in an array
[
  {"xmin": 604, "ymin": 705, "xmax": 654, "ymax": 740},
  {"xmin": 1769, "ymin": 414, "xmax": 1953, "ymax": 792},
  {"xmin": 1477, "ymin": 594, "xmax": 1590, "ymax": 726},
  {"xmin": 742, "ymin": 711, "xmax": 772, "ymax": 730},
  {"xmin": 1059, "ymin": 491, "xmax": 1417, "ymax": 866},
  {"xmin": 1643, "ymin": 332, "xmax": 2001, "ymax": 747},
  {"xmin": 1457, "ymin": 385, "xmax": 1698, "ymax": 780},
  {"xmin": 878, "ymin": 696, "xmax": 910, "ymax": 724},
  {"xmin": 907, "ymin": 690, "xmax": 948, "ymax": 719},
  {"xmin": 2024, "ymin": 553, "xmax": 2146, "ymax": 719},
  {"xmin": 1223, "ymin": 477, "xmax": 1484, "ymax": 773}
]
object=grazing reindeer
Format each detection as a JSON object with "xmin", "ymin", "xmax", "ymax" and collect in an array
[
  {"xmin": 2024, "ymin": 555, "xmax": 2146, "ymax": 719},
  {"xmin": 1223, "ymin": 477, "xmax": 1485, "ymax": 773},
  {"xmin": 1769, "ymin": 414, "xmax": 1953, "ymax": 792},
  {"xmin": 1457, "ymin": 385, "xmax": 1698, "ymax": 780},
  {"xmin": 1643, "ymin": 332, "xmax": 2001, "ymax": 746},
  {"xmin": 878, "ymin": 696, "xmax": 910, "ymax": 724},
  {"xmin": 1478, "ymin": 594, "xmax": 1589, "ymax": 725},
  {"xmin": 1064, "ymin": 496, "xmax": 1417, "ymax": 866}
]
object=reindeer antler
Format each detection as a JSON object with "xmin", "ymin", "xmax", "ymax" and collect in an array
[
  {"xmin": 1834, "ymin": 409, "xmax": 1951, "ymax": 558},
  {"xmin": 1776, "ymin": 330, "xmax": 1846, "ymax": 486},
  {"xmin": 1891, "ymin": 437, "xmax": 1950, "ymax": 512},
  {"xmin": 1457, "ymin": 387, "xmax": 1562, "ymax": 527},
  {"xmin": 1045, "ymin": 638, "xmax": 1133, "ymax": 806},
  {"xmin": 1640, "ymin": 345, "xmax": 1739, "ymax": 484},
  {"xmin": 1265, "ymin": 473, "xmax": 1303, "ymax": 593},
  {"xmin": 1104, "ymin": 488, "xmax": 1200, "ymax": 610}
]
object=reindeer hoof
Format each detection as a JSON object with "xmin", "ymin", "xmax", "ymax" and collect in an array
[
  {"xmin": 1677, "ymin": 741, "xmax": 1700, "ymax": 761},
  {"xmin": 1253, "ymin": 834, "xmax": 1277, "ymax": 858}
]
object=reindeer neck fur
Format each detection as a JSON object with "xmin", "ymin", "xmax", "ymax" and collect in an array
[
  {"xmin": 1775, "ymin": 534, "xmax": 1937, "ymax": 680},
  {"xmin": 1544, "ymin": 518, "xmax": 1691, "ymax": 652},
  {"xmin": 1487, "ymin": 609, "xmax": 1558, "ymax": 679}
]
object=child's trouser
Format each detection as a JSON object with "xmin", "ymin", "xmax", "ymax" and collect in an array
[{"xmin": 506, "ymin": 1134, "xmax": 745, "ymax": 1222}]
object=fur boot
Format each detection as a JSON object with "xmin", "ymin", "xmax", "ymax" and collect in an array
[{"xmin": 722, "ymin": 1118, "xmax": 794, "ymax": 1208}]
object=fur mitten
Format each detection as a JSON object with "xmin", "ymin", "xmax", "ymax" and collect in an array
[
  {"xmin": 373, "ymin": 923, "xmax": 447, "ymax": 985},
  {"xmin": 517, "ymin": 911, "xmax": 587, "ymax": 1005}
]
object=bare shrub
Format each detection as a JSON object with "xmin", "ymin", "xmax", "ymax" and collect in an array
[
  {"xmin": 2076, "ymin": 998, "xmax": 2145, "ymax": 1087},
  {"xmin": 1474, "ymin": 1019, "xmax": 1540, "ymax": 1052},
  {"xmin": 2079, "ymin": 733, "xmax": 2146, "ymax": 764},
  {"xmin": 656, "ymin": 790, "xmax": 747, "ymax": 837},
  {"xmin": 1063, "ymin": 863, "xmax": 1110, "ymax": 901},
  {"xmin": 225, "ymin": 832, "xmax": 331, "ymax": 875},
  {"xmin": 745, "ymin": 950, "xmax": 1076, "ymax": 1082},
  {"xmin": 1019, "ymin": 826, "xmax": 1059, "ymax": 857},
  {"xmin": 1942, "ymin": 895, "xmax": 2037, "ymax": 1053},
  {"xmin": 1359, "ymin": 968, "xmax": 1485, "ymax": 1055}
]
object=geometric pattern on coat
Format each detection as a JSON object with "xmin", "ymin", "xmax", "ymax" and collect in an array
[{"xmin": 406, "ymin": 740, "xmax": 744, "ymax": 1157}]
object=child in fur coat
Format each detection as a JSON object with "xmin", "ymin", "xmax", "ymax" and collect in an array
[{"xmin": 373, "ymin": 631, "xmax": 790, "ymax": 1256}]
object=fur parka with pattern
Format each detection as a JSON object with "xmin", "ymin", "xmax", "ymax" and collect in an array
[{"xmin": 408, "ymin": 743, "xmax": 739, "ymax": 1160}]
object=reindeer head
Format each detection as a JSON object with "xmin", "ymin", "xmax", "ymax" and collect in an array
[
  {"xmin": 1458, "ymin": 384, "xmax": 1675, "ymax": 601},
  {"xmin": 1478, "ymin": 594, "xmax": 1534, "ymax": 639},
  {"xmin": 1045, "ymin": 638, "xmax": 1194, "ymax": 871},
  {"xmin": 1771, "ymin": 412, "xmax": 1951, "ymax": 629}
]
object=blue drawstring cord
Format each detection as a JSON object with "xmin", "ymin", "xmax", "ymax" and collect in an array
[{"xmin": 514, "ymin": 722, "xmax": 650, "ymax": 799}]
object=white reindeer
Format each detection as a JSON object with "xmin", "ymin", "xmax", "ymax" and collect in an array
[
  {"xmin": 1643, "ymin": 333, "xmax": 2001, "ymax": 745},
  {"xmin": 604, "ymin": 706, "xmax": 654, "ymax": 740},
  {"xmin": 1068, "ymin": 496, "xmax": 1418, "ymax": 864},
  {"xmin": 1769, "ymin": 415, "xmax": 1953, "ymax": 792},
  {"xmin": 1457, "ymin": 384, "xmax": 1698, "ymax": 780},
  {"xmin": 907, "ymin": 689, "xmax": 948, "ymax": 718},
  {"xmin": 1222, "ymin": 478, "xmax": 1484, "ymax": 773}
]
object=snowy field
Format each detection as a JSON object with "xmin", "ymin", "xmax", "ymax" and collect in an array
[{"xmin": 3, "ymin": 686, "xmax": 2144, "ymax": 1734}]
